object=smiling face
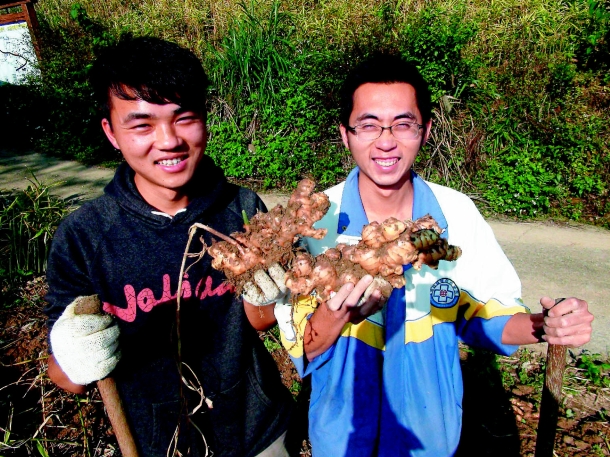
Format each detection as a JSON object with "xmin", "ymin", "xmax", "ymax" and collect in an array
[
  {"xmin": 101, "ymin": 94, "xmax": 207, "ymax": 212},
  {"xmin": 340, "ymin": 82, "xmax": 431, "ymax": 197}
]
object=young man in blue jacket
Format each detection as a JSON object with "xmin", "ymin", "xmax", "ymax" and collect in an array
[
  {"xmin": 45, "ymin": 36, "xmax": 293, "ymax": 457},
  {"xmin": 276, "ymin": 54, "xmax": 593, "ymax": 457}
]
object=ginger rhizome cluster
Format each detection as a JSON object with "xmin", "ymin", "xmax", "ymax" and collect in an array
[
  {"xmin": 206, "ymin": 179, "xmax": 330, "ymax": 292},
  {"xmin": 203, "ymin": 179, "xmax": 462, "ymax": 302},
  {"xmin": 285, "ymin": 215, "xmax": 461, "ymax": 302}
]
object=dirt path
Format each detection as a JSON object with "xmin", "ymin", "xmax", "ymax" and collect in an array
[{"xmin": 2, "ymin": 149, "xmax": 609, "ymax": 356}]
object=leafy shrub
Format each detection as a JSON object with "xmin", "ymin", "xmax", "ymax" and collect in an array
[
  {"xmin": 3, "ymin": 4, "xmax": 119, "ymax": 164},
  {"xmin": 205, "ymin": 2, "xmax": 350, "ymax": 188},
  {"xmin": 34, "ymin": 4, "xmax": 119, "ymax": 163},
  {"xmin": 482, "ymin": 141, "xmax": 561, "ymax": 216},
  {"xmin": 399, "ymin": 3, "xmax": 479, "ymax": 101},
  {"xmin": 574, "ymin": 0, "xmax": 610, "ymax": 73},
  {"xmin": 207, "ymin": 80, "xmax": 347, "ymax": 188},
  {"xmin": 0, "ymin": 83, "xmax": 44, "ymax": 151},
  {"xmin": 575, "ymin": 351, "xmax": 610, "ymax": 387}
]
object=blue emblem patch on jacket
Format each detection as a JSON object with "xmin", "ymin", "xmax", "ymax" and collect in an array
[{"xmin": 430, "ymin": 278, "xmax": 460, "ymax": 308}]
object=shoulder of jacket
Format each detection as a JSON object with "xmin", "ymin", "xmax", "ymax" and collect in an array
[
  {"xmin": 323, "ymin": 181, "xmax": 346, "ymax": 206},
  {"xmin": 225, "ymin": 185, "xmax": 265, "ymax": 217},
  {"xmin": 57, "ymin": 195, "xmax": 119, "ymax": 237},
  {"xmin": 424, "ymin": 181, "xmax": 480, "ymax": 215},
  {"xmin": 63, "ymin": 195, "xmax": 112, "ymax": 220}
]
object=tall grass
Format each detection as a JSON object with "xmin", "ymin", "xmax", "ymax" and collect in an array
[
  {"xmin": 207, "ymin": 0, "xmax": 296, "ymax": 110},
  {"xmin": 0, "ymin": 175, "xmax": 72, "ymax": 284}
]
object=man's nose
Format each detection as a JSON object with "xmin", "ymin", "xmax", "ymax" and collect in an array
[
  {"xmin": 375, "ymin": 127, "xmax": 397, "ymax": 148},
  {"xmin": 155, "ymin": 124, "xmax": 182, "ymax": 150}
]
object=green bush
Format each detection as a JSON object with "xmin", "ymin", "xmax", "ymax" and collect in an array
[
  {"xmin": 399, "ymin": 3, "xmax": 479, "ymax": 101},
  {"xmin": 575, "ymin": 350, "xmax": 610, "ymax": 387},
  {"xmin": 0, "ymin": 83, "xmax": 44, "ymax": 151},
  {"xmin": 574, "ymin": 0, "xmax": 610, "ymax": 73},
  {"xmin": 207, "ymin": 0, "xmax": 296, "ymax": 111},
  {"xmin": 483, "ymin": 141, "xmax": 561, "ymax": 216},
  {"xmin": 207, "ymin": 80, "xmax": 347, "ymax": 189},
  {"xmin": 33, "ymin": 4, "xmax": 119, "ymax": 163}
]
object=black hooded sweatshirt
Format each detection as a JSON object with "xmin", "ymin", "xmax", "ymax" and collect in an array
[{"xmin": 45, "ymin": 158, "xmax": 293, "ymax": 457}]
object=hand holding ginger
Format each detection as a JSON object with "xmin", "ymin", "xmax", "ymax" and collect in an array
[
  {"xmin": 304, "ymin": 275, "xmax": 386, "ymax": 361},
  {"xmin": 326, "ymin": 275, "xmax": 387, "ymax": 324},
  {"xmin": 284, "ymin": 215, "xmax": 461, "ymax": 302},
  {"xmin": 241, "ymin": 263, "xmax": 288, "ymax": 306}
]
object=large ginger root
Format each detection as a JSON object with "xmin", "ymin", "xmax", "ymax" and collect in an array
[
  {"xmin": 284, "ymin": 215, "xmax": 462, "ymax": 302},
  {"xmin": 205, "ymin": 179, "xmax": 330, "ymax": 293},
  {"xmin": 203, "ymin": 179, "xmax": 461, "ymax": 303}
]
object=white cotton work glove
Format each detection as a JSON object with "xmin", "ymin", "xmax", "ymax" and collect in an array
[
  {"xmin": 274, "ymin": 301, "xmax": 296, "ymax": 342},
  {"xmin": 242, "ymin": 262, "xmax": 288, "ymax": 307},
  {"xmin": 50, "ymin": 300, "xmax": 121, "ymax": 386}
]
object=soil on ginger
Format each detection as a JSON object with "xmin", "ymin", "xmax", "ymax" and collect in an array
[{"xmin": 1, "ymin": 277, "xmax": 608, "ymax": 456}]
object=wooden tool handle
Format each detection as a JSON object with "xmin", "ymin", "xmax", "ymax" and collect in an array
[
  {"xmin": 97, "ymin": 378, "xmax": 140, "ymax": 457},
  {"xmin": 74, "ymin": 295, "xmax": 140, "ymax": 457},
  {"xmin": 534, "ymin": 298, "xmax": 567, "ymax": 457}
]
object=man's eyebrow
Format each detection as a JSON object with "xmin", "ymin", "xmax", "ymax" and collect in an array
[
  {"xmin": 174, "ymin": 107, "xmax": 205, "ymax": 117},
  {"xmin": 354, "ymin": 112, "xmax": 418, "ymax": 123},
  {"xmin": 354, "ymin": 113, "xmax": 380, "ymax": 123},
  {"xmin": 394, "ymin": 112, "xmax": 417, "ymax": 121},
  {"xmin": 174, "ymin": 107, "xmax": 194, "ymax": 115},
  {"xmin": 123, "ymin": 112, "xmax": 156, "ymax": 122}
]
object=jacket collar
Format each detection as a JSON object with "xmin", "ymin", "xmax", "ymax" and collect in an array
[
  {"xmin": 337, "ymin": 167, "xmax": 449, "ymax": 239},
  {"xmin": 104, "ymin": 156, "xmax": 233, "ymax": 226}
]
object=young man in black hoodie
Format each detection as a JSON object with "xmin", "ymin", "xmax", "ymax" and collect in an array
[{"xmin": 44, "ymin": 36, "xmax": 293, "ymax": 457}]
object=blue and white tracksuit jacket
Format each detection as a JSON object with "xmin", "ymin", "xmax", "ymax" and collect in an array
[{"xmin": 276, "ymin": 168, "xmax": 529, "ymax": 457}]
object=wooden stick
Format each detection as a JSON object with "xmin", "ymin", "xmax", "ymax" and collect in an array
[
  {"xmin": 534, "ymin": 298, "xmax": 567, "ymax": 457},
  {"xmin": 74, "ymin": 295, "xmax": 140, "ymax": 457}
]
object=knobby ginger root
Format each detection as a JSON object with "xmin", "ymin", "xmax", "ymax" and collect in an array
[
  {"xmin": 204, "ymin": 179, "xmax": 330, "ymax": 296},
  {"xmin": 284, "ymin": 215, "xmax": 462, "ymax": 302},
  {"xmin": 201, "ymin": 179, "xmax": 462, "ymax": 303}
]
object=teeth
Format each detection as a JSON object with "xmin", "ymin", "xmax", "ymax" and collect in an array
[
  {"xmin": 158, "ymin": 158, "xmax": 182, "ymax": 166},
  {"xmin": 375, "ymin": 158, "xmax": 398, "ymax": 167}
]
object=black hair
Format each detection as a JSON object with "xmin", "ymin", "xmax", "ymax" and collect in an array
[
  {"xmin": 89, "ymin": 36, "xmax": 209, "ymax": 120},
  {"xmin": 339, "ymin": 53, "xmax": 432, "ymax": 127}
]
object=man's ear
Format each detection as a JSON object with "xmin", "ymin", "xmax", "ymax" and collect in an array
[
  {"xmin": 421, "ymin": 119, "xmax": 433, "ymax": 146},
  {"xmin": 101, "ymin": 118, "xmax": 120, "ymax": 150},
  {"xmin": 339, "ymin": 124, "xmax": 350, "ymax": 150}
]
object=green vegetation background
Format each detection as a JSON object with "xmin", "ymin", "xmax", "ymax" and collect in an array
[{"xmin": 2, "ymin": 0, "xmax": 609, "ymax": 227}]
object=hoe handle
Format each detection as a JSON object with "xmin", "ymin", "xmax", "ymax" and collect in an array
[
  {"xmin": 534, "ymin": 298, "xmax": 567, "ymax": 457},
  {"xmin": 74, "ymin": 295, "xmax": 140, "ymax": 457}
]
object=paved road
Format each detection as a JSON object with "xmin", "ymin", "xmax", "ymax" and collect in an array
[{"xmin": 2, "ymin": 150, "xmax": 608, "ymax": 356}]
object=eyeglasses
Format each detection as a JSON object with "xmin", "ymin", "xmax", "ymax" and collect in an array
[{"xmin": 346, "ymin": 122, "xmax": 424, "ymax": 141}]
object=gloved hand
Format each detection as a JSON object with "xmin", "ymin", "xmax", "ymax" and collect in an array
[
  {"xmin": 49, "ymin": 299, "xmax": 121, "ymax": 386},
  {"xmin": 242, "ymin": 262, "xmax": 288, "ymax": 306},
  {"xmin": 274, "ymin": 300, "xmax": 296, "ymax": 341}
]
